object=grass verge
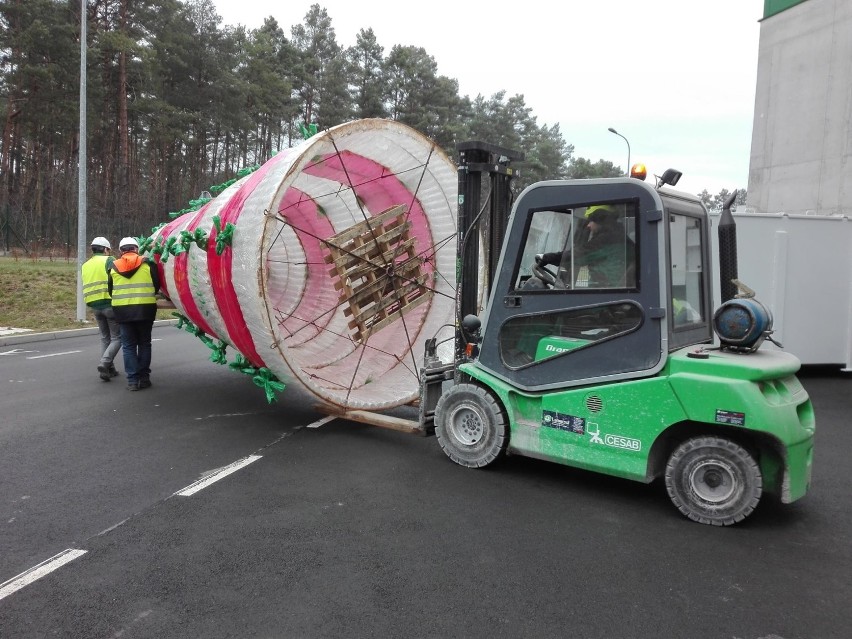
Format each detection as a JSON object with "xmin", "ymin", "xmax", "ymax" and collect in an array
[{"xmin": 0, "ymin": 256, "xmax": 174, "ymax": 333}]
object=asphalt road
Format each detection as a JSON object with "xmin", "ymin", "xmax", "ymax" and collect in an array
[{"xmin": 0, "ymin": 327, "xmax": 849, "ymax": 638}]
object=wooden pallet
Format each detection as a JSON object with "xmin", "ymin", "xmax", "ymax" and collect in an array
[
  {"xmin": 315, "ymin": 405, "xmax": 425, "ymax": 436},
  {"xmin": 323, "ymin": 205, "xmax": 432, "ymax": 343}
]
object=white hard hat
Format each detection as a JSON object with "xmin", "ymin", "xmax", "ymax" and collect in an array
[
  {"xmin": 91, "ymin": 236, "xmax": 111, "ymax": 250},
  {"xmin": 119, "ymin": 237, "xmax": 139, "ymax": 251}
]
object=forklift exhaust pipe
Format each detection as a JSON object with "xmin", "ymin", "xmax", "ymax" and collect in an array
[
  {"xmin": 717, "ymin": 190, "xmax": 739, "ymax": 303},
  {"xmin": 713, "ymin": 190, "xmax": 780, "ymax": 352}
]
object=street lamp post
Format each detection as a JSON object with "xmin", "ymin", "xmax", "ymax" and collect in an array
[
  {"xmin": 76, "ymin": 0, "xmax": 87, "ymax": 322},
  {"xmin": 608, "ymin": 127, "xmax": 631, "ymax": 176}
]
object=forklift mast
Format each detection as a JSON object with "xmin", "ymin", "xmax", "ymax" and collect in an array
[
  {"xmin": 454, "ymin": 141, "xmax": 524, "ymax": 360},
  {"xmin": 418, "ymin": 141, "xmax": 522, "ymax": 434}
]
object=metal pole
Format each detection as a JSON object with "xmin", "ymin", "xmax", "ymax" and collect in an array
[
  {"xmin": 608, "ymin": 127, "xmax": 631, "ymax": 176},
  {"xmin": 76, "ymin": 0, "xmax": 87, "ymax": 321}
]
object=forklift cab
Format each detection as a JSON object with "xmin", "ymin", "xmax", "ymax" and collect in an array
[
  {"xmin": 434, "ymin": 171, "xmax": 813, "ymax": 527},
  {"xmin": 474, "ymin": 178, "xmax": 713, "ymax": 391}
]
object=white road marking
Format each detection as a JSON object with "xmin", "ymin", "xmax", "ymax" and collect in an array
[
  {"xmin": 174, "ymin": 455, "xmax": 262, "ymax": 497},
  {"xmin": 25, "ymin": 350, "xmax": 82, "ymax": 360},
  {"xmin": 194, "ymin": 412, "xmax": 256, "ymax": 421},
  {"xmin": 306, "ymin": 416, "xmax": 337, "ymax": 429},
  {"xmin": 0, "ymin": 349, "xmax": 36, "ymax": 356},
  {"xmin": 110, "ymin": 609, "xmax": 152, "ymax": 638},
  {"xmin": 97, "ymin": 517, "xmax": 131, "ymax": 537},
  {"xmin": 0, "ymin": 549, "xmax": 87, "ymax": 602}
]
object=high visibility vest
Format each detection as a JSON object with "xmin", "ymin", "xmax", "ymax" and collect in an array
[
  {"xmin": 82, "ymin": 255, "xmax": 111, "ymax": 305},
  {"xmin": 110, "ymin": 261, "xmax": 157, "ymax": 307}
]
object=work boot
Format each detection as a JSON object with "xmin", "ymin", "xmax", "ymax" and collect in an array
[
  {"xmin": 127, "ymin": 382, "xmax": 139, "ymax": 391},
  {"xmin": 97, "ymin": 365, "xmax": 111, "ymax": 382},
  {"xmin": 139, "ymin": 377, "xmax": 151, "ymax": 389}
]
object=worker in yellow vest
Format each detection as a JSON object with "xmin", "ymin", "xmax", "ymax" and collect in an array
[
  {"xmin": 81, "ymin": 236, "xmax": 121, "ymax": 381},
  {"xmin": 108, "ymin": 237, "xmax": 160, "ymax": 391}
]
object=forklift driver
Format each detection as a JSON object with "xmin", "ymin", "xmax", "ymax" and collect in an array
[{"xmin": 534, "ymin": 205, "xmax": 635, "ymax": 288}]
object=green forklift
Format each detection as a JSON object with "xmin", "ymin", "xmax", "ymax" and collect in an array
[{"xmin": 419, "ymin": 142, "xmax": 815, "ymax": 526}]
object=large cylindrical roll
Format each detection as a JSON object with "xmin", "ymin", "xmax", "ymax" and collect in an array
[{"xmin": 153, "ymin": 119, "xmax": 459, "ymax": 410}]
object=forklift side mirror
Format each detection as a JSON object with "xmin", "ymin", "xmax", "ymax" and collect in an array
[
  {"xmin": 656, "ymin": 169, "xmax": 683, "ymax": 189},
  {"xmin": 462, "ymin": 314, "xmax": 482, "ymax": 338},
  {"xmin": 461, "ymin": 315, "xmax": 482, "ymax": 359}
]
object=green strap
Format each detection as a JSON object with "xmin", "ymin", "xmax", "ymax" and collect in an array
[
  {"xmin": 209, "ymin": 341, "xmax": 228, "ymax": 365},
  {"xmin": 173, "ymin": 313, "xmax": 286, "ymax": 403},
  {"xmin": 252, "ymin": 368, "xmax": 286, "ymax": 404},
  {"xmin": 174, "ymin": 312, "xmax": 225, "ymax": 363},
  {"xmin": 151, "ymin": 236, "xmax": 165, "ymax": 258},
  {"xmin": 208, "ymin": 164, "xmax": 261, "ymax": 196},
  {"xmin": 212, "ymin": 215, "xmax": 235, "ymax": 255},
  {"xmin": 299, "ymin": 123, "xmax": 318, "ymax": 140},
  {"xmin": 227, "ymin": 354, "xmax": 286, "ymax": 403},
  {"xmin": 228, "ymin": 353, "xmax": 256, "ymax": 375},
  {"xmin": 138, "ymin": 236, "xmax": 154, "ymax": 255},
  {"xmin": 190, "ymin": 228, "xmax": 209, "ymax": 250},
  {"xmin": 159, "ymin": 236, "xmax": 178, "ymax": 263}
]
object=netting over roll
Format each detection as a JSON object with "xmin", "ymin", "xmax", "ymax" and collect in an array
[{"xmin": 153, "ymin": 119, "xmax": 459, "ymax": 410}]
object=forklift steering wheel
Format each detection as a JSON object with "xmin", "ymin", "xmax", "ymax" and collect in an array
[{"xmin": 532, "ymin": 262, "xmax": 567, "ymax": 289}]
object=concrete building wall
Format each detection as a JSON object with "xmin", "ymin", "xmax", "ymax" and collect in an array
[{"xmin": 748, "ymin": 0, "xmax": 852, "ymax": 215}]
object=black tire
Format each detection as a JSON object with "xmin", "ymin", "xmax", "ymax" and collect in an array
[
  {"xmin": 435, "ymin": 383, "xmax": 509, "ymax": 468},
  {"xmin": 664, "ymin": 436, "xmax": 762, "ymax": 526}
]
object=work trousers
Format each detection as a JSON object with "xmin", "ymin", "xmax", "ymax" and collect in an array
[
  {"xmin": 93, "ymin": 306, "xmax": 121, "ymax": 367},
  {"xmin": 119, "ymin": 320, "xmax": 153, "ymax": 384}
]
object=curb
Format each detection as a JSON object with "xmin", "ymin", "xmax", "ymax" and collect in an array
[{"xmin": 0, "ymin": 319, "xmax": 179, "ymax": 347}]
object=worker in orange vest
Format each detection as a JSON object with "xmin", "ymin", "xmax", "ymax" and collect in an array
[{"xmin": 108, "ymin": 237, "xmax": 160, "ymax": 391}]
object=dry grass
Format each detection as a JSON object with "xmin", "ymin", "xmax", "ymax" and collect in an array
[{"xmin": 0, "ymin": 256, "xmax": 173, "ymax": 333}]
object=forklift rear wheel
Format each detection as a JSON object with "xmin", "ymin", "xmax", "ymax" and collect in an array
[
  {"xmin": 435, "ymin": 383, "xmax": 508, "ymax": 468},
  {"xmin": 664, "ymin": 436, "xmax": 762, "ymax": 526}
]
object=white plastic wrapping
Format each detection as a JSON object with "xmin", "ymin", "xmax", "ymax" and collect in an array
[{"xmin": 153, "ymin": 119, "xmax": 458, "ymax": 409}]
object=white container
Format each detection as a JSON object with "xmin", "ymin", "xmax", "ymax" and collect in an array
[{"xmin": 710, "ymin": 211, "xmax": 852, "ymax": 370}]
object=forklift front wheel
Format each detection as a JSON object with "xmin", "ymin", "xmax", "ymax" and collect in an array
[
  {"xmin": 435, "ymin": 383, "xmax": 508, "ymax": 468},
  {"xmin": 664, "ymin": 436, "xmax": 763, "ymax": 526}
]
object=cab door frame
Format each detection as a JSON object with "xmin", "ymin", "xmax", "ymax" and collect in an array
[{"xmin": 474, "ymin": 179, "xmax": 669, "ymax": 392}]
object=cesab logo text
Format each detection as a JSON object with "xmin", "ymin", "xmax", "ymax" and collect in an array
[{"xmin": 604, "ymin": 434, "xmax": 641, "ymax": 451}]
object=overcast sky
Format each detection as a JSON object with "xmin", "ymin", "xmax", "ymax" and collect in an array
[{"xmin": 211, "ymin": 0, "xmax": 764, "ymax": 196}]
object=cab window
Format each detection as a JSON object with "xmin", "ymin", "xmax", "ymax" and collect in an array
[
  {"xmin": 499, "ymin": 302, "xmax": 643, "ymax": 369},
  {"xmin": 669, "ymin": 213, "xmax": 706, "ymax": 329},
  {"xmin": 513, "ymin": 202, "xmax": 638, "ymax": 291}
]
